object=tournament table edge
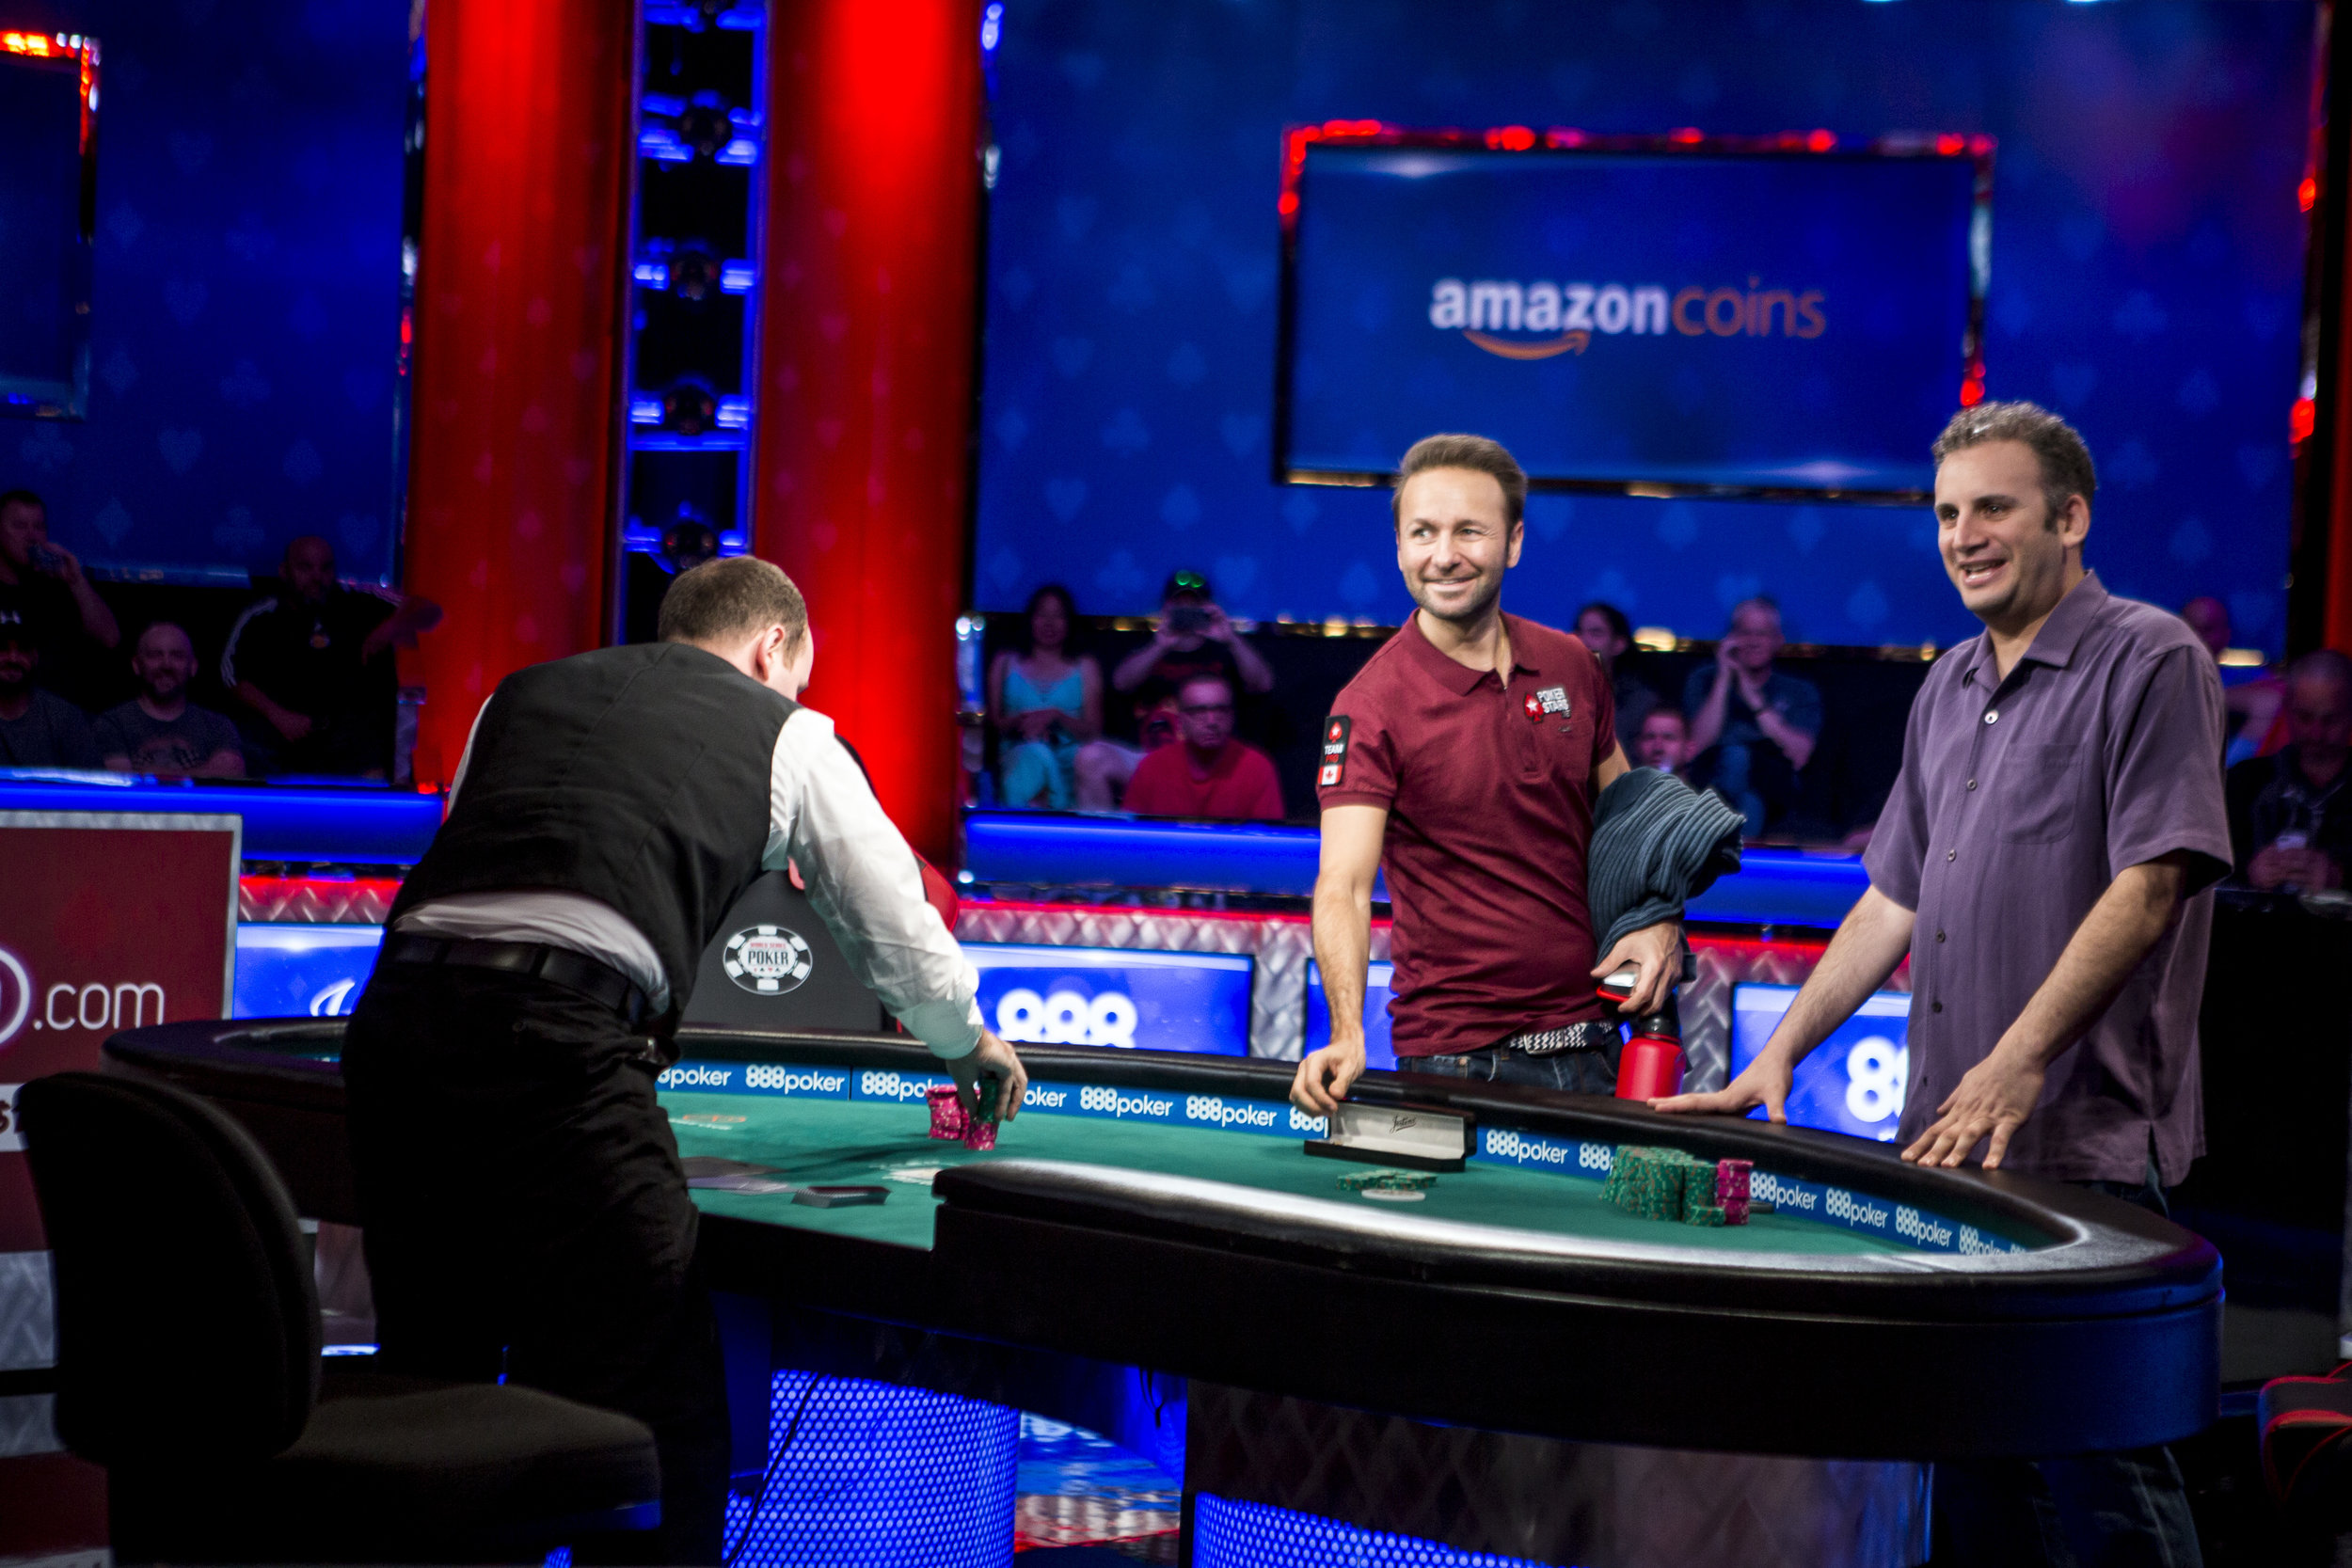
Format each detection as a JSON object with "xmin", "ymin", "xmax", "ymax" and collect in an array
[{"xmin": 99, "ymin": 1019, "xmax": 2222, "ymax": 1460}]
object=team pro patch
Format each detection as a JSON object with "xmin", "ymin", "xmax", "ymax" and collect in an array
[{"xmin": 1319, "ymin": 715, "xmax": 1353, "ymax": 787}]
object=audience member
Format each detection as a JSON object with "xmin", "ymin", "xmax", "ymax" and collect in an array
[
  {"xmin": 1683, "ymin": 595, "xmax": 1821, "ymax": 835},
  {"xmin": 1078, "ymin": 570, "xmax": 1271, "ymax": 809},
  {"xmin": 0, "ymin": 617, "xmax": 98, "ymax": 768},
  {"xmin": 1120, "ymin": 673, "xmax": 1283, "ymax": 821},
  {"xmin": 1631, "ymin": 707, "xmax": 1692, "ymax": 777},
  {"xmin": 2227, "ymin": 648, "xmax": 2352, "ymax": 894},
  {"xmin": 2183, "ymin": 595, "xmax": 2284, "ymax": 767},
  {"xmin": 987, "ymin": 584, "xmax": 1101, "ymax": 808},
  {"xmin": 0, "ymin": 487, "xmax": 119, "ymax": 705},
  {"xmin": 222, "ymin": 534, "xmax": 441, "ymax": 778},
  {"xmin": 1576, "ymin": 600, "xmax": 1658, "ymax": 751},
  {"xmin": 94, "ymin": 622, "xmax": 246, "ymax": 778}
]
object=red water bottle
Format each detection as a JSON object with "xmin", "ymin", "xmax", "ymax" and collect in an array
[{"xmin": 1597, "ymin": 964, "xmax": 1685, "ymax": 1101}]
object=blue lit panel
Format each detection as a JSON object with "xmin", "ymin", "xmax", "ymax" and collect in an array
[
  {"xmin": 1303, "ymin": 958, "xmax": 1396, "ymax": 1070},
  {"xmin": 1194, "ymin": 1495, "xmax": 1549, "ymax": 1567},
  {"xmin": 1731, "ymin": 982, "xmax": 1911, "ymax": 1141},
  {"xmin": 969, "ymin": 943, "xmax": 1251, "ymax": 1055},
  {"xmin": 231, "ymin": 924, "xmax": 383, "ymax": 1020},
  {"xmin": 725, "ymin": 1373, "xmax": 1017, "ymax": 1568}
]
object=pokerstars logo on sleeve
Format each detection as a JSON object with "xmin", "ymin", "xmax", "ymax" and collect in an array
[{"xmin": 1319, "ymin": 715, "xmax": 1352, "ymax": 787}]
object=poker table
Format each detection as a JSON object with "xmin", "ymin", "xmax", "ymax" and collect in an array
[{"xmin": 103, "ymin": 1019, "xmax": 2218, "ymax": 1463}]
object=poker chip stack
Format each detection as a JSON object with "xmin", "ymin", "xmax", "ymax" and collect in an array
[
  {"xmin": 925, "ymin": 1085, "xmax": 966, "ymax": 1142},
  {"xmin": 1715, "ymin": 1158, "xmax": 1753, "ymax": 1226},
  {"xmin": 963, "ymin": 1078, "xmax": 1000, "ymax": 1152},
  {"xmin": 1337, "ymin": 1167, "xmax": 1436, "ymax": 1196}
]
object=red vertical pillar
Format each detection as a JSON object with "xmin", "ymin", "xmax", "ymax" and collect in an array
[
  {"xmin": 403, "ymin": 0, "xmax": 634, "ymax": 784},
  {"xmin": 753, "ymin": 0, "xmax": 983, "ymax": 864}
]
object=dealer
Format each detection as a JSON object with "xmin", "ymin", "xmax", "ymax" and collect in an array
[
  {"xmin": 1291, "ymin": 433, "xmax": 1681, "ymax": 1108},
  {"xmin": 343, "ymin": 556, "xmax": 1027, "ymax": 1563}
]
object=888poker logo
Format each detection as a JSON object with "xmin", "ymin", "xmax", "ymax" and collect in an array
[{"xmin": 0, "ymin": 944, "xmax": 26, "ymax": 1151}]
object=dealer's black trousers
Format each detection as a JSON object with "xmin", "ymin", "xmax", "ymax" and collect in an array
[{"xmin": 343, "ymin": 962, "xmax": 729, "ymax": 1564}]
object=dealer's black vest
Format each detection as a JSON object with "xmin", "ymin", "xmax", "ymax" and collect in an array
[{"xmin": 389, "ymin": 642, "xmax": 796, "ymax": 1006}]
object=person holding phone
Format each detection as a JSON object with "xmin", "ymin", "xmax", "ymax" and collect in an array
[
  {"xmin": 1075, "ymin": 570, "xmax": 1273, "ymax": 810},
  {"xmin": 0, "ymin": 488, "xmax": 120, "ymax": 707}
]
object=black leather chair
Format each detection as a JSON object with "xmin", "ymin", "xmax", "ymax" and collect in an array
[
  {"xmin": 21, "ymin": 1071, "xmax": 662, "ymax": 1564},
  {"xmin": 2260, "ymin": 1362, "xmax": 2352, "ymax": 1528}
]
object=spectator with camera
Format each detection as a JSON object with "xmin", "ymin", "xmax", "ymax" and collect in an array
[
  {"xmin": 1077, "ymin": 570, "xmax": 1272, "ymax": 810},
  {"xmin": 1683, "ymin": 595, "xmax": 1822, "ymax": 836},
  {"xmin": 0, "ymin": 487, "xmax": 119, "ymax": 706},
  {"xmin": 0, "ymin": 614, "xmax": 99, "ymax": 768},
  {"xmin": 94, "ymin": 622, "xmax": 246, "ymax": 778},
  {"xmin": 1120, "ymin": 673, "xmax": 1283, "ymax": 822},
  {"xmin": 988, "ymin": 584, "xmax": 1101, "ymax": 809}
]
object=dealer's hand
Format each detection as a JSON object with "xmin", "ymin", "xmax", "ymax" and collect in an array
[
  {"xmin": 947, "ymin": 1028, "xmax": 1029, "ymax": 1123},
  {"xmin": 1900, "ymin": 1041, "xmax": 2043, "ymax": 1170},
  {"xmin": 1592, "ymin": 919, "xmax": 1680, "ymax": 1017},
  {"xmin": 1652, "ymin": 1047, "xmax": 1793, "ymax": 1121},
  {"xmin": 1291, "ymin": 1037, "xmax": 1367, "ymax": 1117}
]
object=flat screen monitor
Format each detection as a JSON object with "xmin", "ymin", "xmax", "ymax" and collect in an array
[
  {"xmin": 232, "ymin": 923, "xmax": 384, "ymax": 1021},
  {"xmin": 1729, "ymin": 981, "xmax": 1911, "ymax": 1141},
  {"xmin": 968, "ymin": 942, "xmax": 1253, "ymax": 1056},
  {"xmin": 0, "ymin": 36, "xmax": 97, "ymax": 419},
  {"xmin": 1279, "ymin": 131, "xmax": 1985, "ymax": 502}
]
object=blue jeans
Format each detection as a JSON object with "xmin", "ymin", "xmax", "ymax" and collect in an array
[
  {"xmin": 1929, "ymin": 1163, "xmax": 2202, "ymax": 1568},
  {"xmin": 1397, "ymin": 1040, "xmax": 1620, "ymax": 1095}
]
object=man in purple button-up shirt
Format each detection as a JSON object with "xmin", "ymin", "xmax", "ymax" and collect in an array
[{"xmin": 1661, "ymin": 402, "xmax": 2227, "ymax": 1568}]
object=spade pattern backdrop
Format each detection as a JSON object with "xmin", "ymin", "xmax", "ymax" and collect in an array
[
  {"xmin": 973, "ymin": 0, "xmax": 2311, "ymax": 655},
  {"xmin": 5, "ymin": 0, "xmax": 407, "ymax": 585}
]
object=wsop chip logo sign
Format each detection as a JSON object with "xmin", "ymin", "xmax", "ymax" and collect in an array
[{"xmin": 722, "ymin": 926, "xmax": 814, "ymax": 995}]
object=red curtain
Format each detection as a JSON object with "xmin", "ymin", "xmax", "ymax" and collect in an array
[
  {"xmin": 754, "ymin": 0, "xmax": 984, "ymax": 864},
  {"xmin": 403, "ymin": 0, "xmax": 634, "ymax": 785}
]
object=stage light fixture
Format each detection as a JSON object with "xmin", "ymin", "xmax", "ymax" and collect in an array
[{"xmin": 662, "ymin": 375, "xmax": 720, "ymax": 436}]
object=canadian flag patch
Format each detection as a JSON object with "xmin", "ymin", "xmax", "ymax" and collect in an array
[{"xmin": 1318, "ymin": 715, "xmax": 1352, "ymax": 787}]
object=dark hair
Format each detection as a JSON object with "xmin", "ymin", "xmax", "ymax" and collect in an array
[
  {"xmin": 2289, "ymin": 649, "xmax": 2352, "ymax": 689},
  {"xmin": 0, "ymin": 489, "xmax": 42, "ymax": 515},
  {"xmin": 1641, "ymin": 705, "xmax": 1687, "ymax": 730},
  {"xmin": 1393, "ymin": 434, "xmax": 1528, "ymax": 529},
  {"xmin": 659, "ymin": 556, "xmax": 809, "ymax": 648},
  {"xmin": 1161, "ymin": 569, "xmax": 1212, "ymax": 605},
  {"xmin": 1931, "ymin": 401, "xmax": 2097, "ymax": 524},
  {"xmin": 1577, "ymin": 602, "xmax": 1632, "ymax": 645},
  {"xmin": 1019, "ymin": 584, "xmax": 1078, "ymax": 655}
]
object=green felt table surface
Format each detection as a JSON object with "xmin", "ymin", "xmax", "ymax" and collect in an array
[{"xmin": 662, "ymin": 1090, "xmax": 1912, "ymax": 1258}]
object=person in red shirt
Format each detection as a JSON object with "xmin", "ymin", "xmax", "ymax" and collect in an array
[
  {"xmin": 1120, "ymin": 673, "xmax": 1284, "ymax": 821},
  {"xmin": 1291, "ymin": 434, "xmax": 1682, "ymax": 1107}
]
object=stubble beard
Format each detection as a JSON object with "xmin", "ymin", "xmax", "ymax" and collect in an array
[{"xmin": 1408, "ymin": 569, "xmax": 1502, "ymax": 630}]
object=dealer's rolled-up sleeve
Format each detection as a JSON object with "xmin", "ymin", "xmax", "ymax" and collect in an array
[{"xmin": 766, "ymin": 709, "xmax": 982, "ymax": 1058}]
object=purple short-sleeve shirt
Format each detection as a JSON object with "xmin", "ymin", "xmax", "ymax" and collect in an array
[{"xmin": 1864, "ymin": 573, "xmax": 2230, "ymax": 1184}]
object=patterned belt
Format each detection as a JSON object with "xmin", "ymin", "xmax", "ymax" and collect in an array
[{"xmin": 1502, "ymin": 1021, "xmax": 1622, "ymax": 1056}]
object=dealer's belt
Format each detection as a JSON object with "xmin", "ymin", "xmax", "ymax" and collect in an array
[
  {"xmin": 382, "ymin": 933, "xmax": 655, "ymax": 1030},
  {"xmin": 1500, "ymin": 1021, "xmax": 1622, "ymax": 1056}
]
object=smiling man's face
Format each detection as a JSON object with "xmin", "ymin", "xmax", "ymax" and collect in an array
[
  {"xmin": 1395, "ymin": 467, "xmax": 1521, "ymax": 628},
  {"xmin": 1932, "ymin": 438, "xmax": 2088, "ymax": 635}
]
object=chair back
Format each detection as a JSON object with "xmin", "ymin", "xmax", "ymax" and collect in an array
[{"xmin": 20, "ymin": 1071, "xmax": 321, "ymax": 1467}]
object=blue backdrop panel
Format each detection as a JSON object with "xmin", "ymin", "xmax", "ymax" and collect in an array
[
  {"xmin": 970, "ymin": 942, "xmax": 1253, "ymax": 1054},
  {"xmin": 974, "ymin": 0, "xmax": 2308, "ymax": 653},
  {"xmin": 1289, "ymin": 147, "xmax": 1976, "ymax": 495},
  {"xmin": 1731, "ymin": 980, "xmax": 1912, "ymax": 1142},
  {"xmin": 1194, "ymin": 1494, "xmax": 1549, "ymax": 1567},
  {"xmin": 725, "ymin": 1372, "xmax": 1019, "ymax": 1568},
  {"xmin": 0, "ymin": 775, "xmax": 442, "ymax": 861},
  {"xmin": 13, "ymin": 0, "xmax": 407, "ymax": 585},
  {"xmin": 230, "ymin": 922, "xmax": 381, "ymax": 1021}
]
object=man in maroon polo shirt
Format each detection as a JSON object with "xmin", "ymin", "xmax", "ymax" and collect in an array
[
  {"xmin": 1658, "ymin": 402, "xmax": 2228, "ymax": 1568},
  {"xmin": 1290, "ymin": 434, "xmax": 1682, "ymax": 1109}
]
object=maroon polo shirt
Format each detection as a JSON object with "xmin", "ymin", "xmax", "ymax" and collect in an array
[
  {"xmin": 1319, "ymin": 611, "xmax": 1616, "ymax": 1056},
  {"xmin": 1865, "ymin": 573, "xmax": 2231, "ymax": 1184}
]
